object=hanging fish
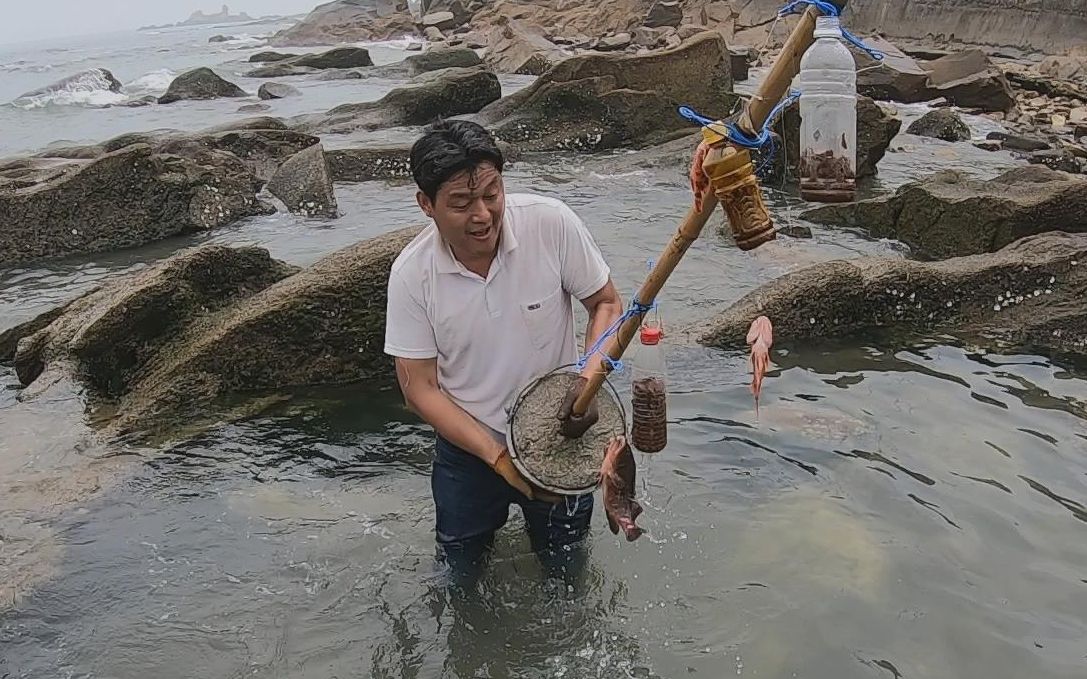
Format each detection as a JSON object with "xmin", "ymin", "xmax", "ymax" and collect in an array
[
  {"xmin": 601, "ymin": 435, "xmax": 644, "ymax": 541},
  {"xmin": 746, "ymin": 315, "xmax": 773, "ymax": 413}
]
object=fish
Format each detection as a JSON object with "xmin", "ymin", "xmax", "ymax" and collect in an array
[
  {"xmin": 601, "ymin": 435, "xmax": 644, "ymax": 541},
  {"xmin": 746, "ymin": 316, "xmax": 773, "ymax": 413}
]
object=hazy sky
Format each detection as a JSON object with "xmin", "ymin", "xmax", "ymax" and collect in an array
[{"xmin": 0, "ymin": 1, "xmax": 322, "ymax": 46}]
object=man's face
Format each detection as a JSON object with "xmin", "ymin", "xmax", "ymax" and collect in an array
[{"xmin": 417, "ymin": 163, "xmax": 505, "ymax": 263}]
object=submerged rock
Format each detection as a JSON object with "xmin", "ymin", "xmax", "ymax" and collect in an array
[
  {"xmin": 266, "ymin": 144, "xmax": 339, "ymax": 218},
  {"xmin": 258, "ymin": 82, "xmax": 302, "ymax": 100},
  {"xmin": 695, "ymin": 231, "xmax": 1087, "ymax": 359},
  {"xmin": 801, "ymin": 166, "xmax": 1087, "ymax": 259},
  {"xmin": 300, "ymin": 66, "xmax": 502, "ymax": 134},
  {"xmin": 246, "ymin": 47, "xmax": 374, "ymax": 77},
  {"xmin": 249, "ymin": 51, "xmax": 298, "ymax": 63},
  {"xmin": 12, "ymin": 68, "xmax": 123, "ymax": 106},
  {"xmin": 13, "ymin": 227, "xmax": 423, "ymax": 438},
  {"xmin": 472, "ymin": 31, "xmax": 734, "ymax": 152},
  {"xmin": 158, "ymin": 67, "xmax": 247, "ymax": 104},
  {"xmin": 906, "ymin": 109, "xmax": 972, "ymax": 142},
  {"xmin": 0, "ymin": 144, "xmax": 274, "ymax": 268}
]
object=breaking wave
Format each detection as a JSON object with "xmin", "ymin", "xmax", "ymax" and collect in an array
[{"xmin": 10, "ymin": 68, "xmax": 126, "ymax": 109}]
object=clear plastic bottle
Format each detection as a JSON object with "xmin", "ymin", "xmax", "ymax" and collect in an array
[
  {"xmin": 630, "ymin": 325, "xmax": 667, "ymax": 453},
  {"xmin": 796, "ymin": 15, "xmax": 857, "ymax": 203}
]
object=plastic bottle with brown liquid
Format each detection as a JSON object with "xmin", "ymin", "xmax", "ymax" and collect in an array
[{"xmin": 630, "ymin": 325, "xmax": 667, "ymax": 453}]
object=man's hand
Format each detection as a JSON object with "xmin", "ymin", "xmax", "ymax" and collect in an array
[
  {"xmin": 555, "ymin": 375, "xmax": 599, "ymax": 438},
  {"xmin": 491, "ymin": 449, "xmax": 562, "ymax": 503},
  {"xmin": 690, "ymin": 140, "xmax": 713, "ymax": 213}
]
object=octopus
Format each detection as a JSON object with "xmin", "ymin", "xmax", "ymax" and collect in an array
[
  {"xmin": 747, "ymin": 315, "xmax": 773, "ymax": 413},
  {"xmin": 600, "ymin": 435, "xmax": 644, "ymax": 541}
]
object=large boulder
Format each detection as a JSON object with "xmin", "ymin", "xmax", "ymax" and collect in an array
[
  {"xmin": 269, "ymin": 0, "xmax": 415, "ymax": 46},
  {"xmin": 801, "ymin": 166, "xmax": 1087, "ymax": 259},
  {"xmin": 774, "ymin": 95, "xmax": 901, "ymax": 180},
  {"xmin": 158, "ymin": 67, "xmax": 247, "ymax": 104},
  {"xmin": 852, "ymin": 38, "xmax": 931, "ymax": 103},
  {"xmin": 851, "ymin": 42, "xmax": 1015, "ymax": 113},
  {"xmin": 249, "ymin": 51, "xmax": 298, "ymax": 63},
  {"xmin": 246, "ymin": 47, "xmax": 373, "ymax": 77},
  {"xmin": 484, "ymin": 20, "xmax": 570, "ymax": 75},
  {"xmin": 694, "ymin": 231, "xmax": 1087, "ymax": 360},
  {"xmin": 12, "ymin": 68, "xmax": 123, "ymax": 107},
  {"xmin": 36, "ymin": 120, "xmax": 321, "ymax": 183},
  {"xmin": 472, "ymin": 31, "xmax": 735, "ymax": 152},
  {"xmin": 299, "ymin": 66, "xmax": 502, "ymax": 134},
  {"xmin": 363, "ymin": 46, "xmax": 484, "ymax": 79},
  {"xmin": 266, "ymin": 144, "xmax": 339, "ymax": 218},
  {"xmin": 922, "ymin": 49, "xmax": 1015, "ymax": 113},
  {"xmin": 12, "ymin": 227, "xmax": 423, "ymax": 438},
  {"xmin": 0, "ymin": 144, "xmax": 274, "ymax": 267},
  {"xmin": 906, "ymin": 109, "xmax": 971, "ymax": 142}
]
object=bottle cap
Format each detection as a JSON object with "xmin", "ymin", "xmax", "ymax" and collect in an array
[{"xmin": 640, "ymin": 325, "xmax": 662, "ymax": 345}]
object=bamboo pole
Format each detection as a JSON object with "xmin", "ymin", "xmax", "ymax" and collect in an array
[{"xmin": 566, "ymin": 4, "xmax": 839, "ymax": 420}]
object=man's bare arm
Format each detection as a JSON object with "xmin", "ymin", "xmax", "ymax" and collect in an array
[
  {"xmin": 395, "ymin": 356, "xmax": 505, "ymax": 465},
  {"xmin": 578, "ymin": 278, "xmax": 624, "ymax": 379}
]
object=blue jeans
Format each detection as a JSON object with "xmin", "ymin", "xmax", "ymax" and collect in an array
[{"xmin": 432, "ymin": 435, "xmax": 593, "ymax": 590}]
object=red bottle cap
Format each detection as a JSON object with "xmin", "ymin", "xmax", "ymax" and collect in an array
[{"xmin": 640, "ymin": 325, "xmax": 662, "ymax": 345}]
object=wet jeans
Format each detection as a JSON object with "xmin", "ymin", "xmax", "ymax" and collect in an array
[{"xmin": 431, "ymin": 434, "xmax": 593, "ymax": 590}]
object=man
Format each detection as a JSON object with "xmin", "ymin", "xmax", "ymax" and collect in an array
[{"xmin": 384, "ymin": 119, "xmax": 624, "ymax": 587}]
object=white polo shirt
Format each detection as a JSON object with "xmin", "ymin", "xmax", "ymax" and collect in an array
[{"xmin": 384, "ymin": 193, "xmax": 610, "ymax": 434}]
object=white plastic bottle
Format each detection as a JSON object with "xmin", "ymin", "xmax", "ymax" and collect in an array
[{"xmin": 796, "ymin": 15, "xmax": 857, "ymax": 203}]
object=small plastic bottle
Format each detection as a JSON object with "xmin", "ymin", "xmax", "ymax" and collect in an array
[
  {"xmin": 797, "ymin": 15, "xmax": 857, "ymax": 203},
  {"xmin": 630, "ymin": 324, "xmax": 667, "ymax": 453}
]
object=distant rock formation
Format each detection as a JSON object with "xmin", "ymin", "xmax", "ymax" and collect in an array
[{"xmin": 140, "ymin": 4, "xmax": 256, "ymax": 30}]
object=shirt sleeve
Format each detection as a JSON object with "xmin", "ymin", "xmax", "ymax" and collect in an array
[
  {"xmin": 384, "ymin": 268, "xmax": 438, "ymax": 359},
  {"xmin": 557, "ymin": 203, "xmax": 610, "ymax": 301}
]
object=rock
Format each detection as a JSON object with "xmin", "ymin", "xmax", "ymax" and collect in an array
[
  {"xmin": 694, "ymin": 232, "xmax": 1087, "ymax": 360},
  {"xmin": 300, "ymin": 66, "xmax": 502, "ymax": 134},
  {"xmin": 1038, "ymin": 56, "xmax": 1087, "ymax": 83},
  {"xmin": 13, "ymin": 227, "xmax": 423, "ymax": 437},
  {"xmin": 1004, "ymin": 70, "xmax": 1087, "ymax": 102},
  {"xmin": 852, "ymin": 37, "xmax": 932, "ymax": 103},
  {"xmin": 208, "ymin": 34, "xmax": 234, "ymax": 43},
  {"xmin": 0, "ymin": 144, "xmax": 274, "ymax": 267},
  {"xmin": 922, "ymin": 50, "xmax": 1015, "ymax": 113},
  {"xmin": 249, "ymin": 51, "xmax": 298, "ymax": 63},
  {"xmin": 597, "ymin": 33, "xmax": 632, "ymax": 51},
  {"xmin": 1027, "ymin": 149, "xmax": 1083, "ymax": 174},
  {"xmin": 403, "ymin": 46, "xmax": 483, "ymax": 75},
  {"xmin": 293, "ymin": 46, "xmax": 373, "ymax": 70},
  {"xmin": 973, "ymin": 140, "xmax": 1002, "ymax": 152},
  {"xmin": 158, "ymin": 67, "xmax": 246, "ymax": 104},
  {"xmin": 645, "ymin": 1, "xmax": 683, "ymax": 29},
  {"xmin": 266, "ymin": 144, "xmax": 338, "ymax": 218},
  {"xmin": 632, "ymin": 27, "xmax": 665, "ymax": 49},
  {"xmin": 424, "ymin": 26, "xmax": 446, "ymax": 41},
  {"xmin": 1071, "ymin": 107, "xmax": 1087, "ymax": 124},
  {"xmin": 985, "ymin": 131, "xmax": 1051, "ymax": 152},
  {"xmin": 258, "ymin": 82, "xmax": 302, "ymax": 100},
  {"xmin": 246, "ymin": 63, "xmax": 312, "ymax": 78},
  {"xmin": 484, "ymin": 20, "xmax": 569, "ymax": 75},
  {"xmin": 675, "ymin": 24, "xmax": 705, "ymax": 41},
  {"xmin": 801, "ymin": 166, "xmax": 1087, "ymax": 258},
  {"xmin": 0, "ymin": 302, "xmax": 74, "ymax": 362},
  {"xmin": 1052, "ymin": 113, "xmax": 1069, "ymax": 129},
  {"xmin": 12, "ymin": 68, "xmax": 124, "ymax": 107},
  {"xmin": 314, "ymin": 69, "xmax": 365, "ymax": 81},
  {"xmin": 269, "ymin": 0, "xmax": 416, "ymax": 46},
  {"xmin": 906, "ymin": 109, "xmax": 972, "ymax": 142},
  {"xmin": 1077, "ymin": 125, "xmax": 1087, "ymax": 140},
  {"xmin": 775, "ymin": 96, "xmax": 901, "ymax": 180},
  {"xmin": 729, "ymin": 47, "xmax": 752, "ymax": 82},
  {"xmin": 778, "ymin": 224, "xmax": 813, "ymax": 239},
  {"xmin": 473, "ymin": 31, "xmax": 734, "ymax": 153},
  {"xmin": 406, "ymin": 42, "xmax": 424, "ymax": 51},
  {"xmin": 422, "ymin": 11, "xmax": 457, "ymax": 31},
  {"xmin": 238, "ymin": 103, "xmax": 272, "ymax": 113}
]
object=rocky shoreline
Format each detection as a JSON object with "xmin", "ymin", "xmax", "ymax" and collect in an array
[{"xmin": 3, "ymin": 0, "xmax": 1087, "ymax": 442}]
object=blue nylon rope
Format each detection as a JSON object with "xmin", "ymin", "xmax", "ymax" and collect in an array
[
  {"xmin": 575, "ymin": 297, "xmax": 656, "ymax": 373},
  {"xmin": 779, "ymin": 0, "xmax": 885, "ymax": 60}
]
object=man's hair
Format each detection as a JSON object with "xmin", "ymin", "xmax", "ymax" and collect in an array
[{"xmin": 409, "ymin": 118, "xmax": 505, "ymax": 201}]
